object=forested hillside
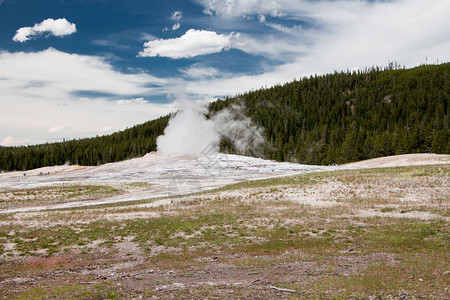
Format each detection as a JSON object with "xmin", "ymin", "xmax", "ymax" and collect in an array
[
  {"xmin": 1, "ymin": 63, "xmax": 449, "ymax": 171},
  {"xmin": 0, "ymin": 116, "xmax": 170, "ymax": 171},
  {"xmin": 211, "ymin": 63, "xmax": 449, "ymax": 164}
]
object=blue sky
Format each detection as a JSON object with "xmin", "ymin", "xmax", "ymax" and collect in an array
[{"xmin": 1, "ymin": 0, "xmax": 449, "ymax": 145}]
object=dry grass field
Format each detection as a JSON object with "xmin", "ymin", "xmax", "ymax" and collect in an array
[{"xmin": 0, "ymin": 154, "xmax": 449, "ymax": 299}]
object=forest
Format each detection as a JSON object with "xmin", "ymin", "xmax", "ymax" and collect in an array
[
  {"xmin": 0, "ymin": 116, "xmax": 170, "ymax": 171},
  {"xmin": 1, "ymin": 62, "xmax": 449, "ymax": 171},
  {"xmin": 210, "ymin": 62, "xmax": 449, "ymax": 164}
]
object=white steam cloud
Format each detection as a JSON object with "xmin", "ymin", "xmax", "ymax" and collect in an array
[
  {"xmin": 156, "ymin": 101, "xmax": 265, "ymax": 155},
  {"xmin": 212, "ymin": 105, "xmax": 265, "ymax": 155},
  {"xmin": 157, "ymin": 102, "xmax": 218, "ymax": 154}
]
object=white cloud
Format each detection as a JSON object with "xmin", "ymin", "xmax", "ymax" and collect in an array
[
  {"xmin": 203, "ymin": 8, "xmax": 213, "ymax": 16},
  {"xmin": 3, "ymin": 0, "xmax": 450, "ymax": 146},
  {"xmin": 258, "ymin": 14, "xmax": 301, "ymax": 34},
  {"xmin": 0, "ymin": 48, "xmax": 174, "ymax": 145},
  {"xmin": 139, "ymin": 29, "xmax": 238, "ymax": 59},
  {"xmin": 13, "ymin": 18, "xmax": 76, "ymax": 42},
  {"xmin": 196, "ymin": 0, "xmax": 285, "ymax": 17},
  {"xmin": 0, "ymin": 136, "xmax": 30, "ymax": 146},
  {"xmin": 115, "ymin": 97, "xmax": 147, "ymax": 105},
  {"xmin": 232, "ymin": 32, "xmax": 308, "ymax": 60},
  {"xmin": 140, "ymin": 33, "xmax": 157, "ymax": 41},
  {"xmin": 0, "ymin": 48, "xmax": 166, "ymax": 95},
  {"xmin": 171, "ymin": 11, "xmax": 183, "ymax": 21},
  {"xmin": 264, "ymin": 22, "xmax": 301, "ymax": 34},
  {"xmin": 48, "ymin": 126, "xmax": 68, "ymax": 133},
  {"xmin": 172, "ymin": 23, "xmax": 181, "ymax": 31},
  {"xmin": 184, "ymin": 0, "xmax": 450, "ymax": 98},
  {"xmin": 179, "ymin": 64, "xmax": 220, "ymax": 79}
]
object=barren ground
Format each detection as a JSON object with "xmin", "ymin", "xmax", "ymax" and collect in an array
[{"xmin": 0, "ymin": 153, "xmax": 449, "ymax": 299}]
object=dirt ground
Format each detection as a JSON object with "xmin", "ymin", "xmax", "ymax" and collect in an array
[
  {"xmin": 0, "ymin": 154, "xmax": 449, "ymax": 299},
  {"xmin": 348, "ymin": 153, "xmax": 450, "ymax": 168}
]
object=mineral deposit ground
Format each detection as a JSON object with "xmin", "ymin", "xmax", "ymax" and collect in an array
[{"xmin": 0, "ymin": 153, "xmax": 449, "ymax": 299}]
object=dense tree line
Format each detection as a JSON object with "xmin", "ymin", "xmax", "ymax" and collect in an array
[
  {"xmin": 0, "ymin": 115, "xmax": 170, "ymax": 171},
  {"xmin": 1, "ymin": 63, "xmax": 449, "ymax": 171},
  {"xmin": 210, "ymin": 63, "xmax": 449, "ymax": 164}
]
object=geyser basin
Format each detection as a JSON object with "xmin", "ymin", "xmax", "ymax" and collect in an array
[{"xmin": 0, "ymin": 152, "xmax": 336, "ymax": 213}]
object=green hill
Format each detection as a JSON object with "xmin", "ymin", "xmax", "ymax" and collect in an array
[
  {"xmin": 1, "ymin": 63, "xmax": 449, "ymax": 171},
  {"xmin": 211, "ymin": 63, "xmax": 450, "ymax": 164}
]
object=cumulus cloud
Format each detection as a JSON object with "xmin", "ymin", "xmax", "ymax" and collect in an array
[
  {"xmin": 172, "ymin": 23, "xmax": 181, "ymax": 31},
  {"xmin": 163, "ymin": 23, "xmax": 181, "ymax": 31},
  {"xmin": 13, "ymin": 18, "xmax": 76, "ymax": 42},
  {"xmin": 139, "ymin": 29, "xmax": 238, "ymax": 59},
  {"xmin": 171, "ymin": 11, "xmax": 183, "ymax": 21}
]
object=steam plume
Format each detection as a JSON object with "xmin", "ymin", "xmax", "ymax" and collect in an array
[
  {"xmin": 156, "ymin": 101, "xmax": 264, "ymax": 155},
  {"xmin": 156, "ymin": 101, "xmax": 218, "ymax": 154}
]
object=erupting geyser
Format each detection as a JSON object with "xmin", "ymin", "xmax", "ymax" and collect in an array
[
  {"xmin": 156, "ymin": 100, "xmax": 265, "ymax": 155},
  {"xmin": 156, "ymin": 102, "xmax": 218, "ymax": 155}
]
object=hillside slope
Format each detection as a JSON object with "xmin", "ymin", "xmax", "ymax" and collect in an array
[{"xmin": 210, "ymin": 63, "xmax": 450, "ymax": 164}]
